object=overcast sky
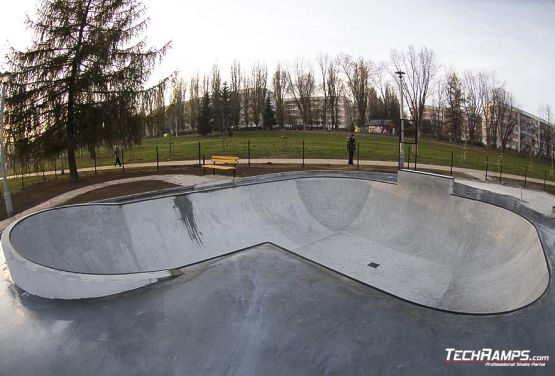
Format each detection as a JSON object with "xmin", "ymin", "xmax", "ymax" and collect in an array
[{"xmin": 1, "ymin": 0, "xmax": 554, "ymax": 118}]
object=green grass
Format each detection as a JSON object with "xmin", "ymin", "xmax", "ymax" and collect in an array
[
  {"xmin": 122, "ymin": 130, "xmax": 555, "ymax": 181},
  {"xmin": 6, "ymin": 129, "xmax": 555, "ymax": 195}
]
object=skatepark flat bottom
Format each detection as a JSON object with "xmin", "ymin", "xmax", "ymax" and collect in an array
[{"xmin": 1, "ymin": 241, "xmax": 554, "ymax": 376}]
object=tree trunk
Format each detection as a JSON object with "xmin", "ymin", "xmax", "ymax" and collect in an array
[
  {"xmin": 66, "ymin": 98, "xmax": 79, "ymax": 181},
  {"xmin": 67, "ymin": 144, "xmax": 78, "ymax": 181}
]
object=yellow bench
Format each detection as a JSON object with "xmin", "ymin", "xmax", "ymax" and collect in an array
[{"xmin": 202, "ymin": 156, "xmax": 240, "ymax": 177}]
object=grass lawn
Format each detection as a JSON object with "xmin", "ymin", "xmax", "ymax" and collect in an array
[
  {"xmin": 5, "ymin": 129, "xmax": 555, "ymax": 195},
  {"xmin": 90, "ymin": 130, "xmax": 555, "ymax": 179}
]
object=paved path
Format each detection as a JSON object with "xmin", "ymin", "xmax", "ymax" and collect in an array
[
  {"xmin": 11, "ymin": 158, "xmax": 555, "ymax": 187},
  {"xmin": 2, "ymin": 161, "xmax": 554, "ymax": 233}
]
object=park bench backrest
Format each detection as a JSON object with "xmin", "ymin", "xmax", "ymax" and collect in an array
[{"xmin": 211, "ymin": 156, "xmax": 240, "ymax": 164}]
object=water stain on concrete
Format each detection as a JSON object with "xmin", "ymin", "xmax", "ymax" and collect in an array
[{"xmin": 174, "ymin": 195, "xmax": 203, "ymax": 246}]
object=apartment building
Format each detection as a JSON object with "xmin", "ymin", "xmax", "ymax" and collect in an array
[
  {"xmin": 282, "ymin": 96, "xmax": 352, "ymax": 129},
  {"xmin": 422, "ymin": 104, "xmax": 554, "ymax": 156},
  {"xmin": 482, "ymin": 105, "xmax": 553, "ymax": 156},
  {"xmin": 421, "ymin": 105, "xmax": 479, "ymax": 143},
  {"xmin": 238, "ymin": 89, "xmax": 274, "ymax": 128}
]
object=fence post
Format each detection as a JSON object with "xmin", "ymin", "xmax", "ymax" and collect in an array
[
  {"xmin": 302, "ymin": 140, "xmax": 305, "ymax": 169},
  {"xmin": 93, "ymin": 152, "xmax": 97, "ymax": 175},
  {"xmin": 499, "ymin": 158, "xmax": 502, "ymax": 183},
  {"xmin": 450, "ymin": 151, "xmax": 454, "ymax": 176},
  {"xmin": 42, "ymin": 165, "xmax": 45, "ymax": 182},
  {"xmin": 485, "ymin": 157, "xmax": 488, "ymax": 180},
  {"xmin": 248, "ymin": 140, "xmax": 251, "ymax": 167},
  {"xmin": 156, "ymin": 146, "xmax": 159, "ymax": 171},
  {"xmin": 122, "ymin": 149, "xmax": 125, "ymax": 174},
  {"xmin": 407, "ymin": 145, "xmax": 411, "ymax": 168},
  {"xmin": 398, "ymin": 122, "xmax": 401, "ymax": 170},
  {"xmin": 524, "ymin": 166, "xmax": 528, "ymax": 188},
  {"xmin": 544, "ymin": 170, "xmax": 547, "ymax": 191},
  {"xmin": 357, "ymin": 142, "xmax": 360, "ymax": 170},
  {"xmin": 198, "ymin": 142, "xmax": 201, "ymax": 167},
  {"xmin": 414, "ymin": 142, "xmax": 418, "ymax": 171}
]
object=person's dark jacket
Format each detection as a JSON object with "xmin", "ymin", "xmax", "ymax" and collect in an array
[{"xmin": 347, "ymin": 137, "xmax": 356, "ymax": 153}]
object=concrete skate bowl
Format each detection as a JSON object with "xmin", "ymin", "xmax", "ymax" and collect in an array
[{"xmin": 1, "ymin": 170, "xmax": 549, "ymax": 314}]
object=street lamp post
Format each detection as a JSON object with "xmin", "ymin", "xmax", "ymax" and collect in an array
[
  {"xmin": 395, "ymin": 70, "xmax": 405, "ymax": 170},
  {"xmin": 0, "ymin": 72, "xmax": 14, "ymax": 217}
]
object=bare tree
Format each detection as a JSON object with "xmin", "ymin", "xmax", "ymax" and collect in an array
[
  {"xmin": 202, "ymin": 74, "xmax": 211, "ymax": 97},
  {"xmin": 539, "ymin": 104, "xmax": 553, "ymax": 123},
  {"xmin": 327, "ymin": 57, "xmax": 342, "ymax": 129},
  {"xmin": 188, "ymin": 74, "xmax": 201, "ymax": 131},
  {"xmin": 151, "ymin": 85, "xmax": 166, "ymax": 136},
  {"xmin": 462, "ymin": 71, "xmax": 485, "ymax": 145},
  {"xmin": 211, "ymin": 65, "xmax": 221, "ymax": 95},
  {"xmin": 249, "ymin": 63, "xmax": 268, "ymax": 127},
  {"xmin": 170, "ymin": 76, "xmax": 186, "ymax": 135},
  {"xmin": 339, "ymin": 54, "xmax": 373, "ymax": 128},
  {"xmin": 230, "ymin": 60, "xmax": 242, "ymax": 129},
  {"xmin": 479, "ymin": 71, "xmax": 499, "ymax": 148},
  {"xmin": 492, "ymin": 88, "xmax": 519, "ymax": 152},
  {"xmin": 272, "ymin": 63, "xmax": 287, "ymax": 128},
  {"xmin": 391, "ymin": 46, "xmax": 439, "ymax": 137},
  {"xmin": 372, "ymin": 63, "xmax": 399, "ymax": 125},
  {"xmin": 242, "ymin": 73, "xmax": 251, "ymax": 126},
  {"xmin": 539, "ymin": 104, "xmax": 553, "ymax": 160},
  {"xmin": 286, "ymin": 59, "xmax": 315, "ymax": 128},
  {"xmin": 317, "ymin": 54, "xmax": 331, "ymax": 129},
  {"xmin": 431, "ymin": 79, "xmax": 446, "ymax": 139}
]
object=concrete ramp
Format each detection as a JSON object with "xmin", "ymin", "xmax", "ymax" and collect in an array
[{"xmin": 1, "ymin": 170, "xmax": 549, "ymax": 314}]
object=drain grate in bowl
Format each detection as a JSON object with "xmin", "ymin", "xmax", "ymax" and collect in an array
[{"xmin": 367, "ymin": 262, "xmax": 380, "ymax": 269}]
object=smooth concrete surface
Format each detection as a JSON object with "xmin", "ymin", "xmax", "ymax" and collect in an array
[
  {"xmin": 457, "ymin": 178, "xmax": 555, "ymax": 217},
  {"xmin": 1, "ymin": 172, "xmax": 555, "ymax": 375},
  {"xmin": 1, "ymin": 242, "xmax": 555, "ymax": 376},
  {"xmin": 2, "ymin": 239, "xmax": 171, "ymax": 299},
  {"xmin": 0, "ymin": 174, "xmax": 231, "ymax": 232},
  {"xmin": 2, "ymin": 170, "xmax": 549, "ymax": 314}
]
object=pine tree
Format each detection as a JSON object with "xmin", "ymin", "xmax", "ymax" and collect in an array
[
  {"xmin": 446, "ymin": 73, "xmax": 465, "ymax": 142},
  {"xmin": 220, "ymin": 82, "xmax": 232, "ymax": 136},
  {"xmin": 197, "ymin": 93, "xmax": 213, "ymax": 136},
  {"xmin": 6, "ymin": 0, "xmax": 170, "ymax": 181},
  {"xmin": 263, "ymin": 96, "xmax": 276, "ymax": 130}
]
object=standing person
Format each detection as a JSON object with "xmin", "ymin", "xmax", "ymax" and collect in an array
[
  {"xmin": 114, "ymin": 145, "xmax": 122, "ymax": 167},
  {"xmin": 347, "ymin": 133, "xmax": 356, "ymax": 165}
]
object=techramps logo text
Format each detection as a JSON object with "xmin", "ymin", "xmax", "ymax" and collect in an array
[{"xmin": 445, "ymin": 348, "xmax": 550, "ymax": 368}]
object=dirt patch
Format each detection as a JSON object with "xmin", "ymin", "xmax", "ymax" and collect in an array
[{"xmin": 62, "ymin": 180, "xmax": 181, "ymax": 206}]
